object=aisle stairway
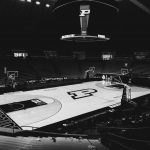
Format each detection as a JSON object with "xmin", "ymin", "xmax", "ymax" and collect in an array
[{"xmin": 0, "ymin": 108, "xmax": 21, "ymax": 130}]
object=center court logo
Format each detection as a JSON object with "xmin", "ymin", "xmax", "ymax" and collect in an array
[{"xmin": 67, "ymin": 88, "xmax": 97, "ymax": 100}]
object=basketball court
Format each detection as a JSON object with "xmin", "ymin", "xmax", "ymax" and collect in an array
[{"xmin": 0, "ymin": 80, "xmax": 150, "ymax": 131}]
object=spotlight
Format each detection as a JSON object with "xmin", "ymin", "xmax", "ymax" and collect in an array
[
  {"xmin": 27, "ymin": 0, "xmax": 32, "ymax": 3},
  {"xmin": 45, "ymin": 4, "xmax": 50, "ymax": 8},
  {"xmin": 35, "ymin": 1, "xmax": 40, "ymax": 5},
  {"xmin": 20, "ymin": 0, "xmax": 25, "ymax": 2}
]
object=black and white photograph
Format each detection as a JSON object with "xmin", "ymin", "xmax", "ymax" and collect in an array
[{"xmin": 0, "ymin": 0, "xmax": 150, "ymax": 150}]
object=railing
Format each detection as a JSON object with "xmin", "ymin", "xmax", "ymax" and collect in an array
[
  {"xmin": 21, "ymin": 125, "xmax": 38, "ymax": 131},
  {"xmin": 0, "ymin": 109, "xmax": 22, "ymax": 134}
]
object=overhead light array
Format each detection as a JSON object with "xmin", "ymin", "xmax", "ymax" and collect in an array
[
  {"xmin": 45, "ymin": 4, "xmax": 50, "ymax": 8},
  {"xmin": 19, "ymin": 0, "xmax": 51, "ymax": 8},
  {"xmin": 35, "ymin": 1, "xmax": 40, "ymax": 5},
  {"xmin": 27, "ymin": 0, "xmax": 31, "ymax": 2}
]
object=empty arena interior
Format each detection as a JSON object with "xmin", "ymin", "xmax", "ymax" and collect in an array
[{"xmin": 0, "ymin": 0, "xmax": 150, "ymax": 150}]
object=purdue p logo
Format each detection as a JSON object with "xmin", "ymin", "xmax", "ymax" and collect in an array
[
  {"xmin": 79, "ymin": 9, "xmax": 90, "ymax": 17},
  {"xmin": 68, "ymin": 88, "xmax": 97, "ymax": 100}
]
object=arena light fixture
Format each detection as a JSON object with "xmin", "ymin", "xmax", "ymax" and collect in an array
[
  {"xmin": 61, "ymin": 34, "xmax": 110, "ymax": 42},
  {"xmin": 61, "ymin": 4, "xmax": 110, "ymax": 42},
  {"xmin": 27, "ymin": 0, "xmax": 32, "ymax": 3},
  {"xmin": 46, "ymin": 4, "xmax": 50, "ymax": 8},
  {"xmin": 35, "ymin": 1, "xmax": 40, "ymax": 5}
]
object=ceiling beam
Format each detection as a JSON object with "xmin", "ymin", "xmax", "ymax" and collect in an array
[{"xmin": 128, "ymin": 0, "xmax": 150, "ymax": 15}]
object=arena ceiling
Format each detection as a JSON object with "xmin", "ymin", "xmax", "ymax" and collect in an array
[{"xmin": 0, "ymin": 0, "xmax": 150, "ymax": 54}]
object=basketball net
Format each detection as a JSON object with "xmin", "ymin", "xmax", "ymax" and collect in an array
[
  {"xmin": 8, "ymin": 74, "xmax": 16, "ymax": 81},
  {"xmin": 7, "ymin": 71, "xmax": 18, "ymax": 81}
]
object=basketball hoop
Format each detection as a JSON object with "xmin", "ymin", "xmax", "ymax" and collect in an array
[
  {"xmin": 61, "ymin": 34, "xmax": 110, "ymax": 42},
  {"xmin": 8, "ymin": 74, "xmax": 16, "ymax": 80},
  {"xmin": 121, "ymin": 68, "xmax": 129, "ymax": 75},
  {"xmin": 7, "ymin": 71, "xmax": 18, "ymax": 84},
  {"xmin": 6, "ymin": 71, "xmax": 18, "ymax": 88},
  {"xmin": 7, "ymin": 71, "xmax": 18, "ymax": 80}
]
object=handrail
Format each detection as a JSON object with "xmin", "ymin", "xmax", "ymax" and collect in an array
[
  {"xmin": 15, "ymin": 130, "xmax": 88, "ymax": 138},
  {"xmin": 0, "ymin": 125, "xmax": 88, "ymax": 139}
]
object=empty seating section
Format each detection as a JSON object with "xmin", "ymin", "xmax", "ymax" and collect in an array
[
  {"xmin": 55, "ymin": 60, "xmax": 80, "ymax": 78},
  {"xmin": 0, "ymin": 58, "xmax": 150, "ymax": 84},
  {"xmin": 0, "ymin": 73, "xmax": 5, "ymax": 85},
  {"xmin": 79, "ymin": 60, "xmax": 102, "ymax": 77},
  {"xmin": 132, "ymin": 61, "xmax": 150, "ymax": 76},
  {"xmin": 28, "ymin": 58, "xmax": 57, "ymax": 78},
  {"xmin": 100, "ymin": 60, "xmax": 124, "ymax": 74}
]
